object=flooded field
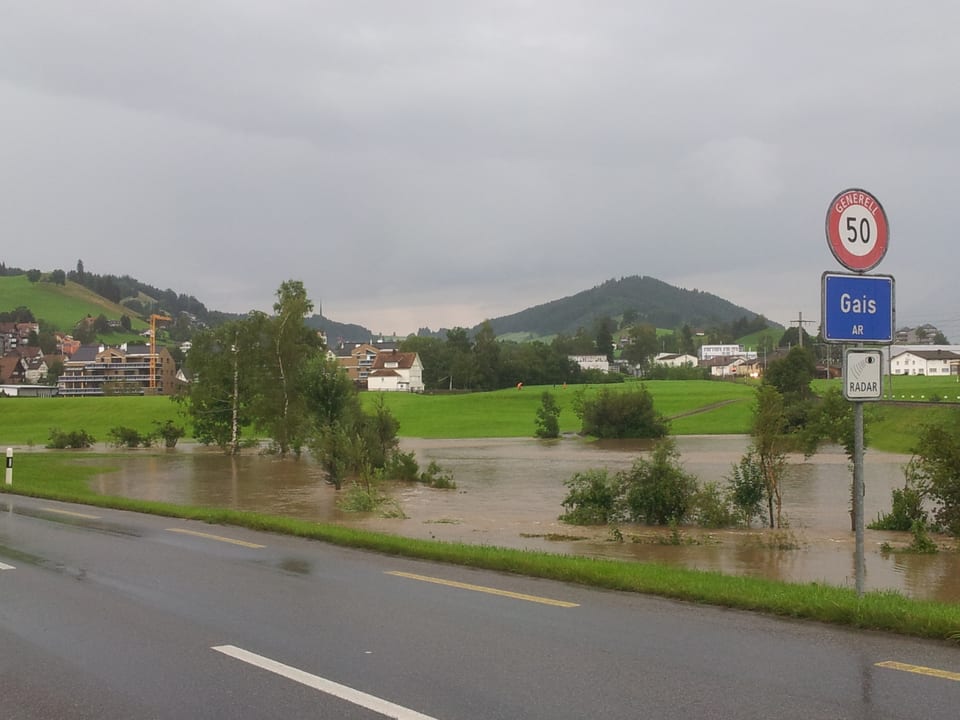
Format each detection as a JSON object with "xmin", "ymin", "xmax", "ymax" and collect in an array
[{"xmin": 89, "ymin": 436, "xmax": 960, "ymax": 603}]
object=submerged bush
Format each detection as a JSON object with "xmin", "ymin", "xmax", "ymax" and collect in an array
[
  {"xmin": 420, "ymin": 461, "xmax": 456, "ymax": 489},
  {"xmin": 108, "ymin": 426, "xmax": 153, "ymax": 448},
  {"xmin": 561, "ymin": 469, "xmax": 619, "ymax": 525},
  {"xmin": 869, "ymin": 461, "xmax": 929, "ymax": 531},
  {"xmin": 46, "ymin": 428, "xmax": 96, "ymax": 449},
  {"xmin": 620, "ymin": 439, "xmax": 697, "ymax": 525}
]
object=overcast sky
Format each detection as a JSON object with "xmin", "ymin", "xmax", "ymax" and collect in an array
[{"xmin": 2, "ymin": 2, "xmax": 958, "ymax": 340}]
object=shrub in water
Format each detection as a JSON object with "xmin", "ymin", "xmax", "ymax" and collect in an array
[
  {"xmin": 620, "ymin": 439, "xmax": 698, "ymax": 525},
  {"xmin": 108, "ymin": 426, "xmax": 152, "ymax": 448},
  {"xmin": 560, "ymin": 468, "xmax": 619, "ymax": 525},
  {"xmin": 46, "ymin": 428, "xmax": 96, "ymax": 449}
]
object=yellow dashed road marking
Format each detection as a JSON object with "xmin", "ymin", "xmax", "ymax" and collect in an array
[
  {"xmin": 386, "ymin": 570, "xmax": 579, "ymax": 608},
  {"xmin": 876, "ymin": 660, "xmax": 960, "ymax": 682},
  {"xmin": 166, "ymin": 528, "xmax": 265, "ymax": 548}
]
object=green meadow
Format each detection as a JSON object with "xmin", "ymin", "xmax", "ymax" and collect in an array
[
  {"xmin": 2, "ymin": 378, "xmax": 957, "ymax": 452},
  {"xmin": 0, "ymin": 275, "xmax": 146, "ymax": 331},
  {"xmin": 0, "ymin": 396, "xmax": 184, "ymax": 447}
]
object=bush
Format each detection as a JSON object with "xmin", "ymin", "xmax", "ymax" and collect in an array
[
  {"xmin": 560, "ymin": 469, "xmax": 619, "ymax": 525},
  {"xmin": 386, "ymin": 450, "xmax": 421, "ymax": 482},
  {"xmin": 534, "ymin": 391, "xmax": 561, "ymax": 439},
  {"xmin": 869, "ymin": 461, "xmax": 928, "ymax": 531},
  {"xmin": 46, "ymin": 428, "xmax": 96, "ymax": 449},
  {"xmin": 153, "ymin": 420, "xmax": 186, "ymax": 448},
  {"xmin": 619, "ymin": 439, "xmax": 698, "ymax": 525},
  {"xmin": 911, "ymin": 412, "xmax": 960, "ymax": 536},
  {"xmin": 908, "ymin": 520, "xmax": 938, "ymax": 553},
  {"xmin": 693, "ymin": 481, "xmax": 735, "ymax": 529},
  {"xmin": 577, "ymin": 385, "xmax": 669, "ymax": 439},
  {"xmin": 108, "ymin": 426, "xmax": 153, "ymax": 448},
  {"xmin": 727, "ymin": 451, "xmax": 767, "ymax": 527},
  {"xmin": 420, "ymin": 461, "xmax": 456, "ymax": 489}
]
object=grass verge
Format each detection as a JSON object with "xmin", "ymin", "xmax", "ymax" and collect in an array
[{"xmin": 3, "ymin": 452, "xmax": 959, "ymax": 642}]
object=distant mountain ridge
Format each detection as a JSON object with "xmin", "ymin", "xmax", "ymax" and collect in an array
[
  {"xmin": 480, "ymin": 275, "xmax": 779, "ymax": 337},
  {"xmin": 1, "ymin": 267, "xmax": 777, "ymax": 342}
]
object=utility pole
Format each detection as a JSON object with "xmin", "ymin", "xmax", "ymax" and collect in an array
[{"xmin": 791, "ymin": 311, "xmax": 817, "ymax": 349}]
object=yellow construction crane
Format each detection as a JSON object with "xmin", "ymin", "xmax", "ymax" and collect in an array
[{"xmin": 149, "ymin": 314, "xmax": 173, "ymax": 391}]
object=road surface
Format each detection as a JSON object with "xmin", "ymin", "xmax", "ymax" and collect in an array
[{"xmin": 1, "ymin": 495, "xmax": 958, "ymax": 719}]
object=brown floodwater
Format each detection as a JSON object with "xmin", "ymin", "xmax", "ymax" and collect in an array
[{"xmin": 88, "ymin": 436, "xmax": 960, "ymax": 603}]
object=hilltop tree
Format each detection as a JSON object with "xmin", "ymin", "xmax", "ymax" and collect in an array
[
  {"xmin": 472, "ymin": 320, "xmax": 500, "ymax": 390},
  {"xmin": 446, "ymin": 327, "xmax": 475, "ymax": 389}
]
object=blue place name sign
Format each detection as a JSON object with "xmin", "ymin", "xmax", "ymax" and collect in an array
[{"xmin": 821, "ymin": 272, "xmax": 895, "ymax": 344}]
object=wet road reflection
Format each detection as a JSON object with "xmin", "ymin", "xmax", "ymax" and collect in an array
[{"xmin": 88, "ymin": 436, "xmax": 960, "ymax": 602}]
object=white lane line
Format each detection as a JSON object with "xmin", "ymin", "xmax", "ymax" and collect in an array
[
  {"xmin": 42, "ymin": 507, "xmax": 101, "ymax": 519},
  {"xmin": 0, "ymin": 562, "xmax": 15, "ymax": 570},
  {"xmin": 212, "ymin": 645, "xmax": 439, "ymax": 720}
]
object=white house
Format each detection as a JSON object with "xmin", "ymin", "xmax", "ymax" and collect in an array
[
  {"xmin": 366, "ymin": 350, "xmax": 425, "ymax": 392},
  {"xmin": 703, "ymin": 356, "xmax": 745, "ymax": 378},
  {"xmin": 653, "ymin": 353, "xmax": 698, "ymax": 368},
  {"xmin": 890, "ymin": 349, "xmax": 960, "ymax": 376},
  {"xmin": 568, "ymin": 355, "xmax": 610, "ymax": 373}
]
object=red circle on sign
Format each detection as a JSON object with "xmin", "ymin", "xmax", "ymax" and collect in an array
[{"xmin": 825, "ymin": 188, "xmax": 889, "ymax": 272}]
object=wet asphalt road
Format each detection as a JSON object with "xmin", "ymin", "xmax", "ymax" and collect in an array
[{"xmin": 1, "ymin": 495, "xmax": 959, "ymax": 719}]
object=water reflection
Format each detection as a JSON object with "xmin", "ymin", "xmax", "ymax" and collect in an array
[{"xmin": 88, "ymin": 437, "xmax": 960, "ymax": 602}]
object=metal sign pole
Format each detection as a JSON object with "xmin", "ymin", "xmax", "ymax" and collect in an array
[{"xmin": 853, "ymin": 403, "xmax": 865, "ymax": 597}]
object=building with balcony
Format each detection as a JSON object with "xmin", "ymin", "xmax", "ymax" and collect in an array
[{"xmin": 58, "ymin": 343, "xmax": 176, "ymax": 396}]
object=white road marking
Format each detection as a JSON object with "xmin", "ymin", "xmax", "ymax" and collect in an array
[
  {"xmin": 212, "ymin": 645, "xmax": 439, "ymax": 719},
  {"xmin": 0, "ymin": 562, "xmax": 15, "ymax": 570},
  {"xmin": 387, "ymin": 570, "xmax": 579, "ymax": 607},
  {"xmin": 42, "ymin": 507, "xmax": 101, "ymax": 519}
]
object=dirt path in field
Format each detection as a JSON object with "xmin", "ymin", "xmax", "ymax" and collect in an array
[{"xmin": 668, "ymin": 398, "xmax": 743, "ymax": 419}]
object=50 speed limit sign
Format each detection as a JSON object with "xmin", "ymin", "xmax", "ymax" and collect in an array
[{"xmin": 825, "ymin": 188, "xmax": 890, "ymax": 272}]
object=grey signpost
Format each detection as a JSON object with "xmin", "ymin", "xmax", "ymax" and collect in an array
[{"xmin": 822, "ymin": 188, "xmax": 892, "ymax": 597}]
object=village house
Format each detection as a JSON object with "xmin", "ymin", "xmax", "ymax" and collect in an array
[
  {"xmin": 0, "ymin": 322, "xmax": 39, "ymax": 355},
  {"xmin": 702, "ymin": 355, "xmax": 745, "ymax": 378},
  {"xmin": 652, "ymin": 352, "xmax": 698, "ymax": 368},
  {"xmin": 366, "ymin": 349, "xmax": 424, "ymax": 392},
  {"xmin": 568, "ymin": 355, "xmax": 610, "ymax": 373},
  {"xmin": 889, "ymin": 348, "xmax": 960, "ymax": 376}
]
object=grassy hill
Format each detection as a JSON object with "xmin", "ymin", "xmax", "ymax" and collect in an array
[
  {"xmin": 0, "ymin": 275, "xmax": 146, "ymax": 333},
  {"xmin": 481, "ymin": 275, "xmax": 781, "ymax": 337}
]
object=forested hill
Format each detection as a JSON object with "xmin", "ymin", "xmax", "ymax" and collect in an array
[{"xmin": 482, "ymin": 275, "xmax": 779, "ymax": 336}]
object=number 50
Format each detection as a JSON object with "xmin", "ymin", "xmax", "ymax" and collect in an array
[{"xmin": 846, "ymin": 217, "xmax": 871, "ymax": 244}]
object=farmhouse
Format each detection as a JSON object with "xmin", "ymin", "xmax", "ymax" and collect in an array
[
  {"xmin": 366, "ymin": 349, "xmax": 424, "ymax": 392},
  {"xmin": 889, "ymin": 349, "xmax": 960, "ymax": 376}
]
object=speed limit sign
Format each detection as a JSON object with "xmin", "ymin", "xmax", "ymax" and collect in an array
[{"xmin": 825, "ymin": 188, "xmax": 889, "ymax": 272}]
